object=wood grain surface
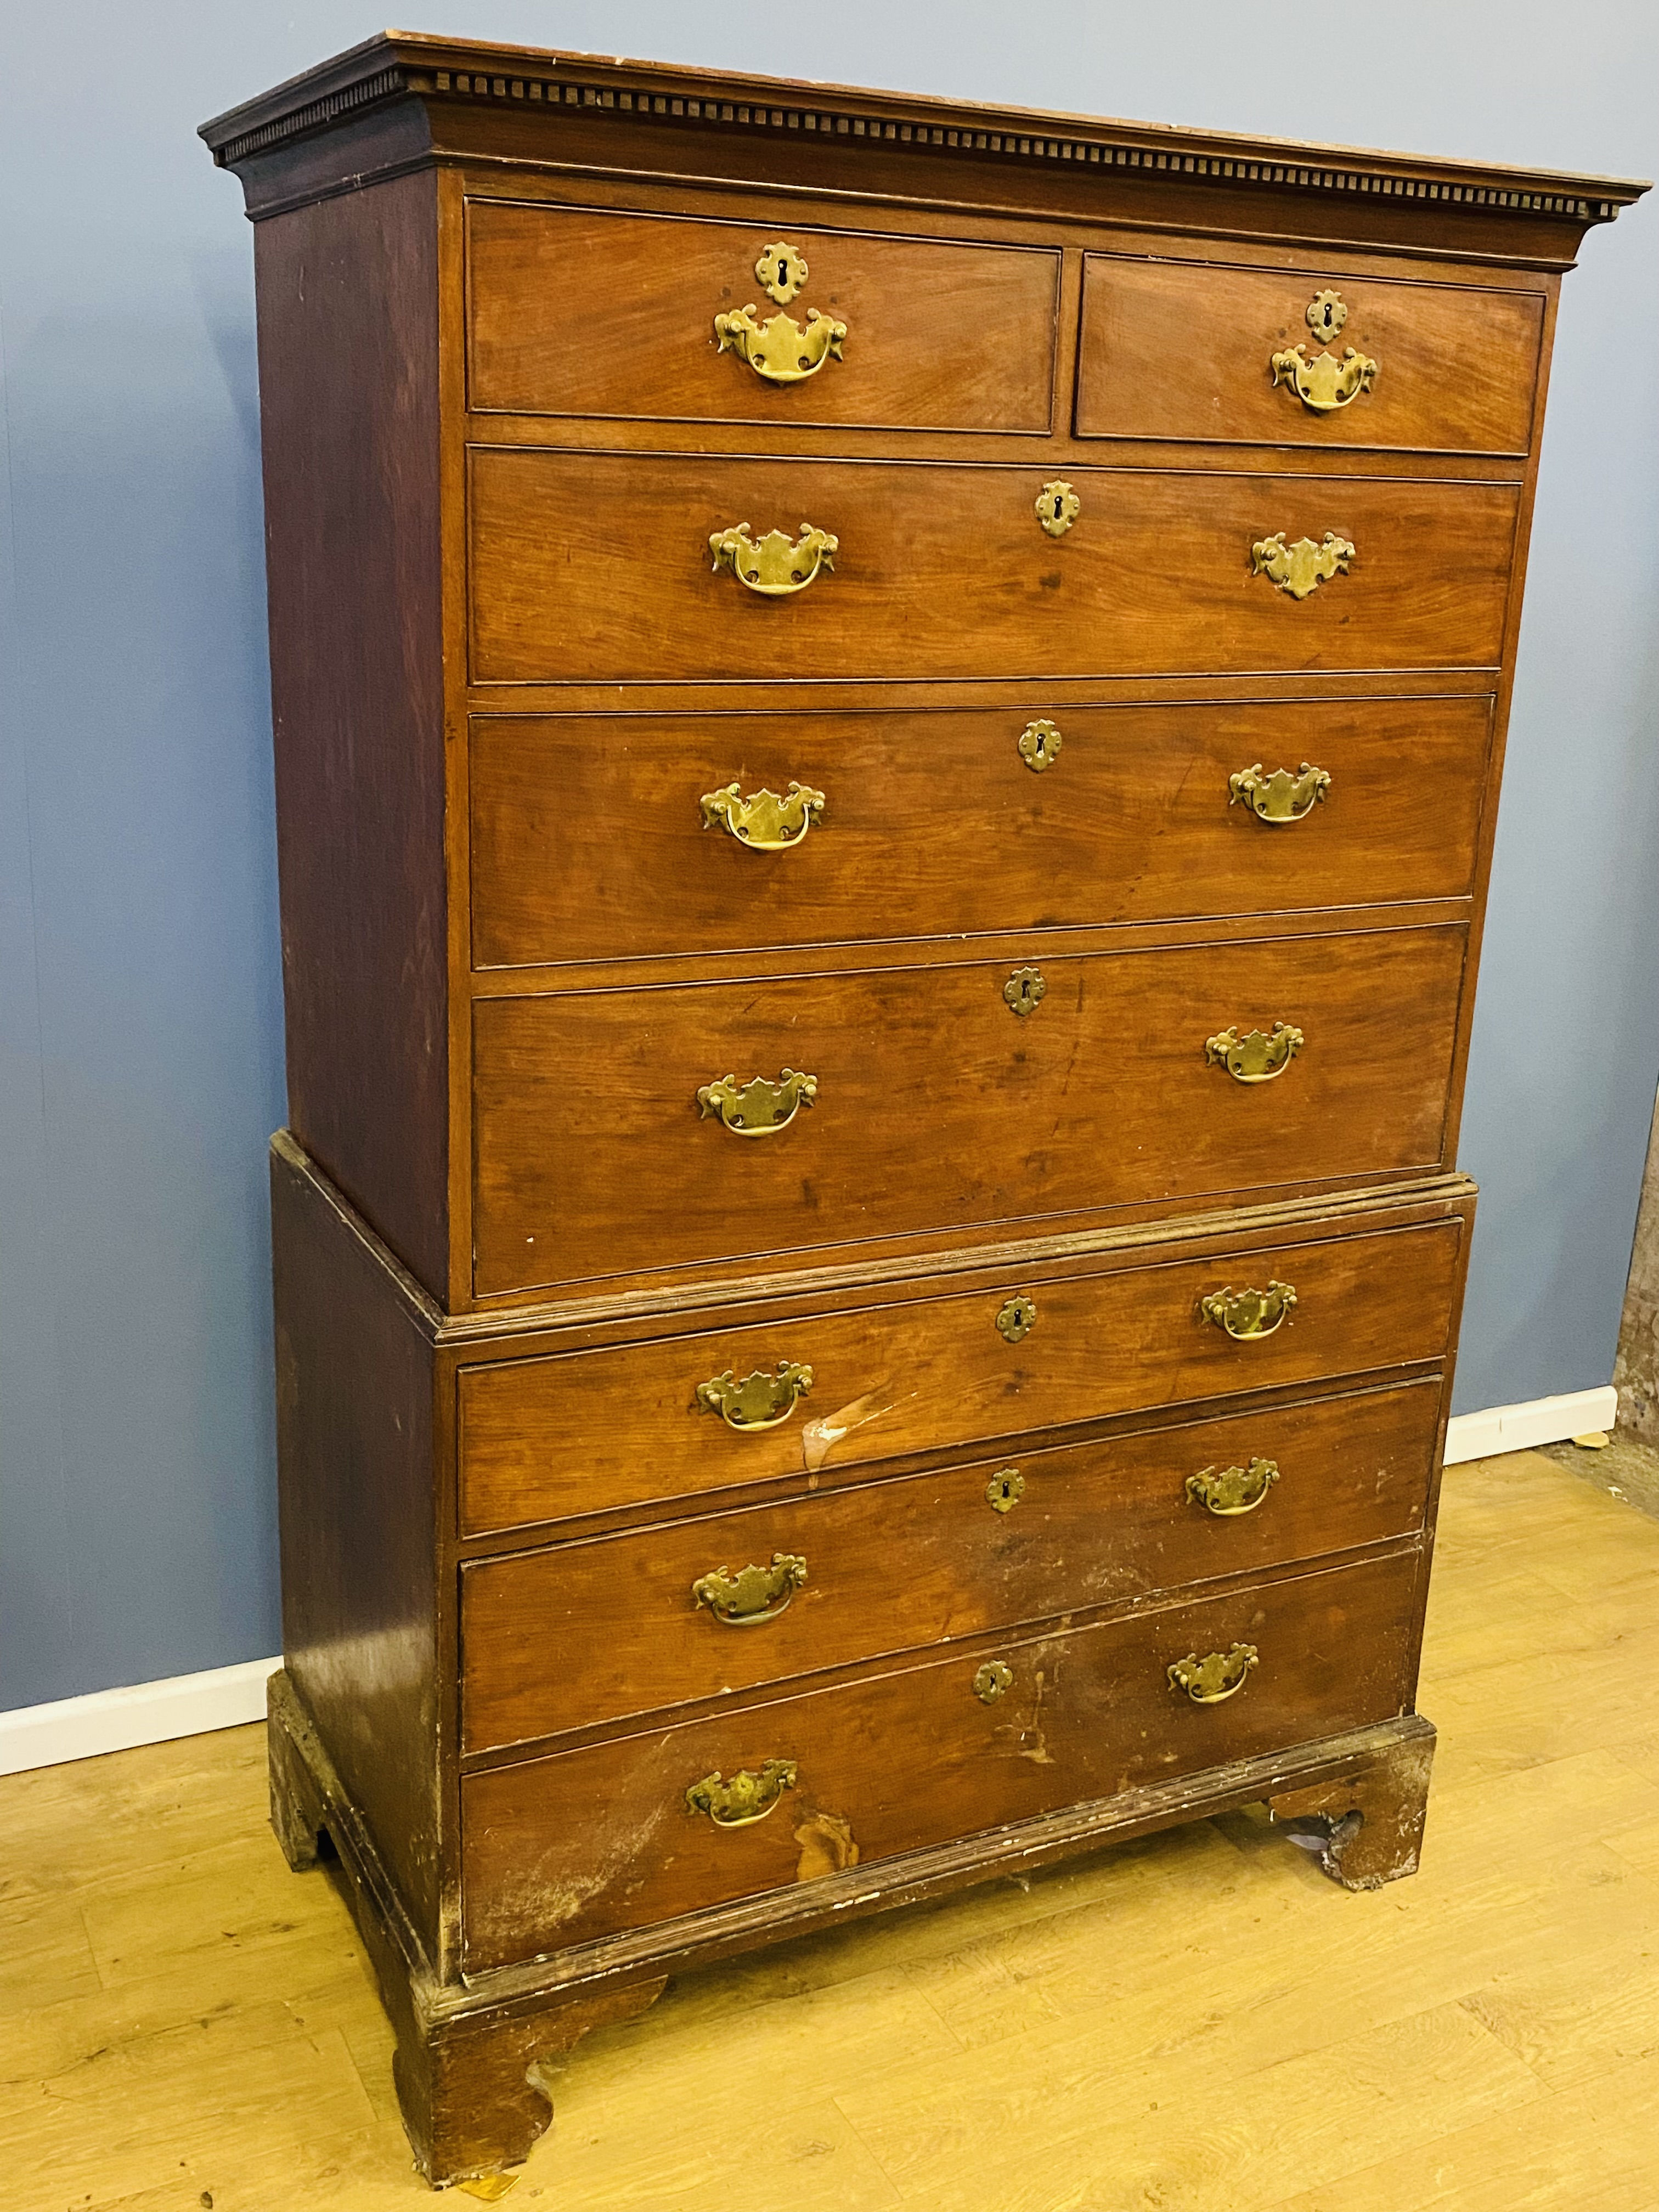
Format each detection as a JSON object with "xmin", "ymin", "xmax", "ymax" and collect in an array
[
  {"xmin": 1075, "ymin": 253, "xmax": 1543, "ymax": 454},
  {"xmin": 468, "ymin": 693, "xmax": 1493, "ymax": 967},
  {"xmin": 256, "ymin": 172, "xmax": 450, "ymax": 1294},
  {"xmin": 466, "ymin": 200, "xmax": 1060, "ymax": 431},
  {"xmin": 460, "ymin": 1549, "xmax": 1419, "ymax": 1964},
  {"xmin": 457, "ymin": 1212, "xmax": 1464, "ymax": 1532},
  {"xmin": 471, "ymin": 922, "xmax": 1468, "ymax": 1293},
  {"xmin": 467, "ymin": 448, "xmax": 1522, "ymax": 686},
  {"xmin": 460, "ymin": 1376, "xmax": 1442, "ymax": 1750}
]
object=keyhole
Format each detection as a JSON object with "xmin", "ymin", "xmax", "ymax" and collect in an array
[
  {"xmin": 777, "ymin": 259, "xmax": 789, "ymax": 287},
  {"xmin": 1052, "ymin": 495, "xmax": 1064, "ymax": 520}
]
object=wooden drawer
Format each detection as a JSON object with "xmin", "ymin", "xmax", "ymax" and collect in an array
[
  {"xmin": 458, "ymin": 1210, "xmax": 1465, "ymax": 1534},
  {"xmin": 472, "ymin": 922, "xmax": 1466, "ymax": 1294},
  {"xmin": 1076, "ymin": 254, "xmax": 1543, "ymax": 456},
  {"xmin": 460, "ymin": 1376, "xmax": 1442, "ymax": 1751},
  {"xmin": 461, "ymin": 1548, "xmax": 1419, "ymax": 1965},
  {"xmin": 468, "ymin": 449, "xmax": 1520, "ymax": 686},
  {"xmin": 469, "ymin": 694, "xmax": 1493, "ymax": 968},
  {"xmin": 465, "ymin": 201, "xmax": 1060, "ymax": 431}
]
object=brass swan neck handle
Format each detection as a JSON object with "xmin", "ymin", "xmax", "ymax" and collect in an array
[
  {"xmin": 710, "ymin": 522, "xmax": 837, "ymax": 596},
  {"xmin": 697, "ymin": 1068, "xmax": 818, "ymax": 1136}
]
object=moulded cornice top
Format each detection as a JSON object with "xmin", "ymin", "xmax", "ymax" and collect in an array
[{"xmin": 200, "ymin": 29, "xmax": 1649, "ymax": 227}]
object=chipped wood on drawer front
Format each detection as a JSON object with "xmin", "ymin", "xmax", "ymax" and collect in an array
[
  {"xmin": 456, "ymin": 1213, "xmax": 1465, "ymax": 1533},
  {"xmin": 460, "ymin": 1376, "xmax": 1444, "ymax": 1749},
  {"xmin": 459, "ymin": 1549, "xmax": 1419, "ymax": 1966}
]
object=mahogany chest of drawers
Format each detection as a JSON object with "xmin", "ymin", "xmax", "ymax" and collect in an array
[{"xmin": 202, "ymin": 35, "xmax": 1644, "ymax": 2187}]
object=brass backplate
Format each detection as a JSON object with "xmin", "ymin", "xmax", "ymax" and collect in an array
[
  {"xmin": 691, "ymin": 1553, "xmax": 809, "ymax": 1624},
  {"xmin": 1198, "ymin": 1280, "xmax": 1298, "ymax": 1340},
  {"xmin": 973, "ymin": 1660, "xmax": 1014, "ymax": 1705},
  {"xmin": 996, "ymin": 1294, "xmax": 1037, "ymax": 1344},
  {"xmin": 1018, "ymin": 718, "xmax": 1063, "ymax": 772},
  {"xmin": 1168, "ymin": 1643, "xmax": 1260, "ymax": 1704},
  {"xmin": 1036, "ymin": 480, "xmax": 1080, "ymax": 537},
  {"xmin": 697, "ymin": 1068, "xmax": 818, "ymax": 1135},
  {"xmin": 1251, "ymin": 531, "xmax": 1355, "ymax": 601},
  {"xmin": 1204, "ymin": 1022, "xmax": 1305, "ymax": 1084},
  {"xmin": 685, "ymin": 1759, "xmax": 798, "ymax": 1825},
  {"xmin": 696, "ymin": 1360, "xmax": 815, "ymax": 1430},
  {"xmin": 986, "ymin": 1468, "xmax": 1025, "ymax": 1514},
  {"xmin": 1003, "ymin": 965, "xmax": 1047, "ymax": 1018},
  {"xmin": 1229, "ymin": 761, "xmax": 1331, "ymax": 823},
  {"xmin": 709, "ymin": 522, "xmax": 838, "ymax": 595},
  {"xmin": 701, "ymin": 779, "xmax": 826, "ymax": 850},
  {"xmin": 1187, "ymin": 1458, "xmax": 1280, "ymax": 1516}
]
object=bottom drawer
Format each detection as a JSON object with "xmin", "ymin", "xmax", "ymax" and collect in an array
[{"xmin": 462, "ymin": 1549, "xmax": 1419, "ymax": 1968}]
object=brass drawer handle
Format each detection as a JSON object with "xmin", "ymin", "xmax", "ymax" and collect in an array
[
  {"xmin": 714, "ymin": 240, "xmax": 848, "ymax": 385},
  {"xmin": 701, "ymin": 780, "xmax": 825, "ymax": 851},
  {"xmin": 1205, "ymin": 1023, "xmax": 1304, "ymax": 1084},
  {"xmin": 692, "ymin": 1553, "xmax": 808, "ymax": 1625},
  {"xmin": 1199, "ymin": 1280, "xmax": 1297, "ymax": 1340},
  {"xmin": 1168, "ymin": 1643, "xmax": 1259, "ymax": 1704},
  {"xmin": 715, "ymin": 304, "xmax": 847, "ymax": 384},
  {"xmin": 1229, "ymin": 762, "xmax": 1331, "ymax": 823},
  {"xmin": 1251, "ymin": 531, "xmax": 1354, "ymax": 600},
  {"xmin": 710, "ymin": 522, "xmax": 837, "ymax": 596},
  {"xmin": 696, "ymin": 1361, "xmax": 814, "ymax": 1431},
  {"xmin": 1271, "ymin": 290, "xmax": 1378, "ymax": 414},
  {"xmin": 1187, "ymin": 1458, "xmax": 1280, "ymax": 1516},
  {"xmin": 686, "ymin": 1759, "xmax": 798, "ymax": 1826},
  {"xmin": 697, "ymin": 1069, "xmax": 818, "ymax": 1136}
]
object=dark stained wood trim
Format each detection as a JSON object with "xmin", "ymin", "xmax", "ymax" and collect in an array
[{"xmin": 200, "ymin": 33, "xmax": 1646, "ymax": 230}]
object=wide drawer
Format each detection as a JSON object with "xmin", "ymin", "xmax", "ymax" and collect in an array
[
  {"xmin": 465, "ymin": 201, "xmax": 1060, "ymax": 431},
  {"xmin": 457, "ymin": 1211, "xmax": 1466, "ymax": 1533},
  {"xmin": 461, "ymin": 1548, "xmax": 1419, "ymax": 1965},
  {"xmin": 468, "ymin": 449, "xmax": 1520, "ymax": 686},
  {"xmin": 469, "ymin": 694, "xmax": 1493, "ymax": 967},
  {"xmin": 1076, "ymin": 254, "xmax": 1544, "ymax": 456},
  {"xmin": 472, "ymin": 922, "xmax": 1466, "ymax": 1294},
  {"xmin": 460, "ymin": 1376, "xmax": 1442, "ymax": 1751}
]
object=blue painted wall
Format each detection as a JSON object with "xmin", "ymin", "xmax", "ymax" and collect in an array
[{"xmin": 2, "ymin": 1, "xmax": 1655, "ymax": 1712}]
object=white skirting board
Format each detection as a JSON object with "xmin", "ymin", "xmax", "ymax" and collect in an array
[
  {"xmin": 0, "ymin": 1655, "xmax": 280, "ymax": 1778},
  {"xmin": 0, "ymin": 1382, "xmax": 1623, "ymax": 1778},
  {"xmin": 1442, "ymin": 1385, "xmax": 1618, "ymax": 1466}
]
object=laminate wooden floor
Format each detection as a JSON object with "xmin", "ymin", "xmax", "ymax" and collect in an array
[{"xmin": 7, "ymin": 1447, "xmax": 1659, "ymax": 2212}]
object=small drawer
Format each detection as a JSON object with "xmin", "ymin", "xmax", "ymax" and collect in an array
[
  {"xmin": 457, "ymin": 1208, "xmax": 1466, "ymax": 1534},
  {"xmin": 460, "ymin": 1376, "xmax": 1443, "ymax": 1750},
  {"xmin": 472, "ymin": 922, "xmax": 1466, "ymax": 1295},
  {"xmin": 469, "ymin": 695, "xmax": 1493, "ymax": 968},
  {"xmin": 465, "ymin": 201, "xmax": 1060, "ymax": 431},
  {"xmin": 1076, "ymin": 254, "xmax": 1543, "ymax": 457},
  {"xmin": 461, "ymin": 1548, "xmax": 1419, "ymax": 1966},
  {"xmin": 467, "ymin": 448, "xmax": 1520, "ymax": 687}
]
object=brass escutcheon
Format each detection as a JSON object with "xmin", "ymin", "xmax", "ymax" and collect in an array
[
  {"xmin": 973, "ymin": 1660, "xmax": 1015, "ymax": 1705},
  {"xmin": 1199, "ymin": 1280, "xmax": 1298, "ymax": 1340},
  {"xmin": 685, "ymin": 1759, "xmax": 798, "ymax": 1826},
  {"xmin": 1003, "ymin": 965, "xmax": 1047, "ymax": 1018},
  {"xmin": 1018, "ymin": 718, "xmax": 1063, "ymax": 772},
  {"xmin": 692, "ymin": 1553, "xmax": 809, "ymax": 1625},
  {"xmin": 986, "ymin": 1468, "xmax": 1025, "ymax": 1514},
  {"xmin": 756, "ymin": 241, "xmax": 809, "ymax": 306},
  {"xmin": 1251, "ymin": 531, "xmax": 1355, "ymax": 601},
  {"xmin": 1036, "ymin": 480, "xmax": 1080, "ymax": 537},
  {"xmin": 996, "ymin": 1294, "xmax": 1037, "ymax": 1344},
  {"xmin": 696, "ymin": 1361, "xmax": 815, "ymax": 1431},
  {"xmin": 710, "ymin": 522, "xmax": 838, "ymax": 596},
  {"xmin": 697, "ymin": 1068, "xmax": 818, "ymax": 1136},
  {"xmin": 1229, "ymin": 762, "xmax": 1331, "ymax": 823},
  {"xmin": 1168, "ymin": 1643, "xmax": 1259, "ymax": 1704},
  {"xmin": 1305, "ymin": 289, "xmax": 1348, "ymax": 345},
  {"xmin": 1187, "ymin": 1458, "xmax": 1280, "ymax": 1516},
  {"xmin": 701, "ymin": 780, "xmax": 826, "ymax": 851},
  {"xmin": 1204, "ymin": 1023, "xmax": 1305, "ymax": 1084}
]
